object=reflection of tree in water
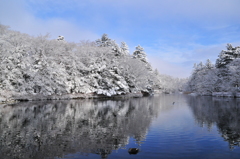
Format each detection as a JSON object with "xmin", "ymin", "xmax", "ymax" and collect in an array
[
  {"xmin": 186, "ymin": 96, "xmax": 240, "ymax": 149},
  {"xmin": 0, "ymin": 97, "xmax": 162, "ymax": 159}
]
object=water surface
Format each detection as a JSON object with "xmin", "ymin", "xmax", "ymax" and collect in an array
[{"xmin": 1, "ymin": 94, "xmax": 240, "ymax": 158}]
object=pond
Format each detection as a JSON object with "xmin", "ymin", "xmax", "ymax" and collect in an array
[{"xmin": 1, "ymin": 94, "xmax": 240, "ymax": 159}]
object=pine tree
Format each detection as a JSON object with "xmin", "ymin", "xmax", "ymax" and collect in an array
[
  {"xmin": 111, "ymin": 40, "xmax": 121, "ymax": 55},
  {"xmin": 193, "ymin": 62, "xmax": 204, "ymax": 72},
  {"xmin": 96, "ymin": 34, "xmax": 124, "ymax": 56},
  {"xmin": 215, "ymin": 44, "xmax": 240, "ymax": 68},
  {"xmin": 226, "ymin": 43, "xmax": 233, "ymax": 50},
  {"xmin": 205, "ymin": 59, "xmax": 214, "ymax": 69},
  {"xmin": 57, "ymin": 35, "xmax": 64, "ymax": 41},
  {"xmin": 96, "ymin": 34, "xmax": 113, "ymax": 47},
  {"xmin": 120, "ymin": 42, "xmax": 129, "ymax": 55},
  {"xmin": 133, "ymin": 45, "xmax": 147, "ymax": 63}
]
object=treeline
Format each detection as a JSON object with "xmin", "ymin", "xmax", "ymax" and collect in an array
[
  {"xmin": 0, "ymin": 24, "xmax": 184, "ymax": 101},
  {"xmin": 185, "ymin": 44, "xmax": 240, "ymax": 96}
]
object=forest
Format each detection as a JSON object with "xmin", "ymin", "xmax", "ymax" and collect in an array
[
  {"xmin": 185, "ymin": 44, "xmax": 240, "ymax": 97},
  {"xmin": 0, "ymin": 24, "xmax": 185, "ymax": 102}
]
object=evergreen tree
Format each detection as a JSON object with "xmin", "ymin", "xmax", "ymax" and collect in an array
[
  {"xmin": 226, "ymin": 43, "xmax": 233, "ymax": 50},
  {"xmin": 193, "ymin": 62, "xmax": 204, "ymax": 72},
  {"xmin": 120, "ymin": 42, "xmax": 129, "ymax": 55},
  {"xmin": 186, "ymin": 44, "xmax": 240, "ymax": 95},
  {"xmin": 96, "ymin": 33, "xmax": 113, "ymax": 47},
  {"xmin": 57, "ymin": 35, "xmax": 64, "ymax": 41},
  {"xmin": 111, "ymin": 40, "xmax": 121, "ymax": 56},
  {"xmin": 205, "ymin": 59, "xmax": 214, "ymax": 69},
  {"xmin": 96, "ymin": 34, "xmax": 127, "ymax": 56},
  {"xmin": 133, "ymin": 45, "xmax": 147, "ymax": 63},
  {"xmin": 215, "ymin": 44, "xmax": 240, "ymax": 68}
]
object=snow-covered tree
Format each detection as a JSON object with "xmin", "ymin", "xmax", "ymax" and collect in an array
[
  {"xmin": 185, "ymin": 44, "xmax": 240, "ymax": 95},
  {"xmin": 193, "ymin": 62, "xmax": 204, "ymax": 72},
  {"xmin": 215, "ymin": 44, "xmax": 240, "ymax": 68},
  {"xmin": 57, "ymin": 35, "xmax": 64, "ymax": 41},
  {"xmin": 96, "ymin": 33, "xmax": 113, "ymax": 47},
  {"xmin": 111, "ymin": 40, "xmax": 121, "ymax": 56},
  {"xmin": 0, "ymin": 25, "xmax": 165, "ymax": 101},
  {"xmin": 133, "ymin": 45, "xmax": 147, "ymax": 63},
  {"xmin": 96, "ymin": 34, "xmax": 128, "ymax": 56},
  {"xmin": 120, "ymin": 42, "xmax": 129, "ymax": 55},
  {"xmin": 226, "ymin": 43, "xmax": 233, "ymax": 50},
  {"xmin": 205, "ymin": 59, "xmax": 214, "ymax": 69},
  {"xmin": 228, "ymin": 61, "xmax": 240, "ymax": 89}
]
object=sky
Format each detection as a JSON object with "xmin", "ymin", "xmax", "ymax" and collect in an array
[{"xmin": 0, "ymin": 0, "xmax": 240, "ymax": 78}]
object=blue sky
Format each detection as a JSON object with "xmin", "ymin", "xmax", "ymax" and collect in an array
[{"xmin": 1, "ymin": 0, "xmax": 240, "ymax": 77}]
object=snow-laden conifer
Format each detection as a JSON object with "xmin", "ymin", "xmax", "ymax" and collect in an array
[
  {"xmin": 215, "ymin": 44, "xmax": 240, "ymax": 68},
  {"xmin": 120, "ymin": 42, "xmax": 129, "ymax": 55},
  {"xmin": 205, "ymin": 59, "xmax": 214, "ymax": 69},
  {"xmin": 185, "ymin": 44, "xmax": 240, "ymax": 96},
  {"xmin": 133, "ymin": 45, "xmax": 147, "ymax": 63},
  {"xmin": 96, "ymin": 33, "xmax": 113, "ymax": 47}
]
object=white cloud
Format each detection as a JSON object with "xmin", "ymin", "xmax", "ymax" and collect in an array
[
  {"xmin": 20, "ymin": 0, "xmax": 240, "ymax": 26},
  {"xmin": 147, "ymin": 41, "xmax": 240, "ymax": 78},
  {"xmin": 148, "ymin": 56, "xmax": 191, "ymax": 78},
  {"xmin": 63, "ymin": 0, "xmax": 240, "ymax": 27},
  {"xmin": 0, "ymin": 0, "xmax": 99, "ymax": 42}
]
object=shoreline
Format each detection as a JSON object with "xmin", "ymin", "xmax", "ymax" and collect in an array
[
  {"xmin": 186, "ymin": 91, "xmax": 240, "ymax": 98},
  {"xmin": 0, "ymin": 92, "xmax": 145, "ymax": 105}
]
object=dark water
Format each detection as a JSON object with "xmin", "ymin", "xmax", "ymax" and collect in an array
[{"xmin": 1, "ymin": 94, "xmax": 240, "ymax": 159}]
